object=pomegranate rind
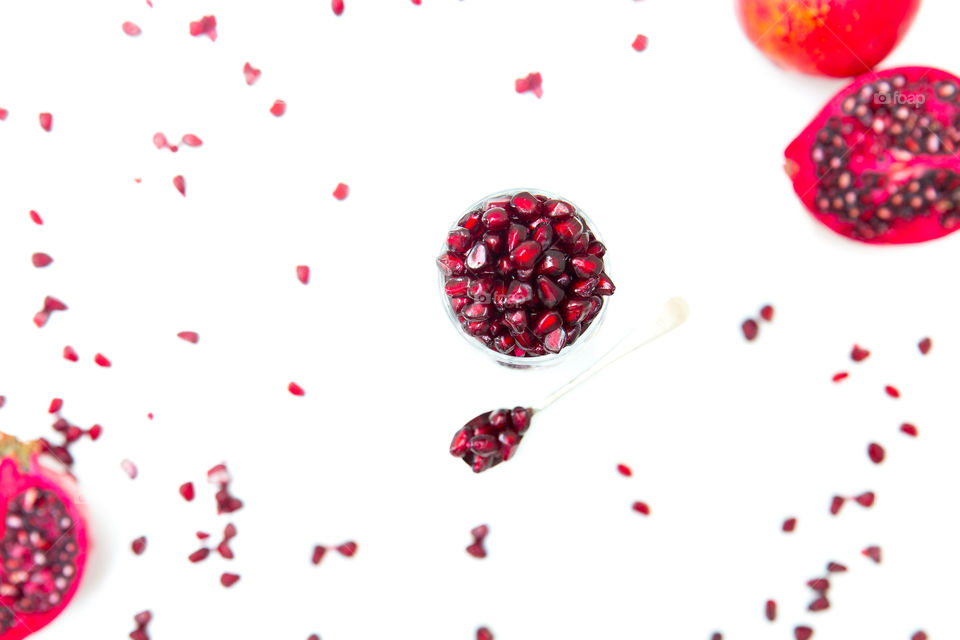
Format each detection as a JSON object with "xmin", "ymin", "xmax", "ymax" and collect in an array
[{"xmin": 785, "ymin": 66, "xmax": 960, "ymax": 244}]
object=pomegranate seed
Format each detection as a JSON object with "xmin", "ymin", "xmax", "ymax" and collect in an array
[
  {"xmin": 536, "ymin": 276, "xmax": 565, "ymax": 309},
  {"xmin": 760, "ymin": 304, "xmax": 774, "ymax": 321},
  {"xmin": 477, "ymin": 628, "xmax": 494, "ymax": 640},
  {"xmin": 765, "ymin": 599, "xmax": 776, "ymax": 621},
  {"xmin": 38, "ymin": 113, "xmax": 52, "ymax": 132},
  {"xmin": 31, "ymin": 252, "xmax": 53, "ymax": 267},
  {"xmin": 917, "ymin": 337, "xmax": 932, "ymax": 355},
  {"xmin": 900, "ymin": 423, "xmax": 918, "ymax": 437},
  {"xmin": 63, "ymin": 345, "xmax": 78, "ymax": 361},
  {"xmin": 130, "ymin": 611, "xmax": 152, "ymax": 640},
  {"xmin": 466, "ymin": 541, "xmax": 486, "ymax": 559},
  {"xmin": 616, "ymin": 463, "xmax": 632, "ymax": 477},
  {"xmin": 332, "ymin": 0, "xmax": 344, "ymax": 15},
  {"xmin": 0, "ymin": 396, "xmax": 5, "ymax": 409},
  {"xmin": 48, "ymin": 398, "xmax": 63, "ymax": 413},
  {"xmin": 45, "ymin": 296, "xmax": 66, "ymax": 311},
  {"xmin": 270, "ymin": 100, "xmax": 287, "ymax": 117},
  {"xmin": 173, "ymin": 175, "xmax": 186, "ymax": 196},
  {"xmin": 121, "ymin": 459, "xmax": 138, "ymax": 479},
  {"xmin": 829, "ymin": 495, "xmax": 845, "ymax": 515},
  {"xmin": 631, "ymin": 34, "xmax": 648, "ymax": 51},
  {"xmin": 132, "ymin": 536, "xmax": 147, "ymax": 555},
  {"xmin": 312, "ymin": 545, "xmax": 327, "ymax": 565},
  {"xmin": 242, "ymin": 62, "xmax": 262, "ymax": 86},
  {"xmin": 217, "ymin": 540, "xmax": 234, "ymax": 560},
  {"xmin": 181, "ymin": 134, "xmax": 202, "ymax": 147},
  {"xmin": 711, "ymin": 634, "xmax": 723, "ymax": 640},
  {"xmin": 177, "ymin": 331, "xmax": 199, "ymax": 344},
  {"xmin": 29, "ymin": 210, "xmax": 43, "ymax": 224},
  {"xmin": 742, "ymin": 319, "xmax": 759, "ymax": 341},
  {"xmin": 94, "ymin": 353, "xmax": 112, "ymax": 367},
  {"xmin": 471, "ymin": 524, "xmax": 489, "ymax": 540},
  {"xmin": 854, "ymin": 491, "xmax": 876, "ymax": 507},
  {"xmin": 179, "ymin": 482, "xmax": 195, "ymax": 501},
  {"xmin": 794, "ymin": 626, "xmax": 813, "ymax": 640},
  {"xmin": 122, "ymin": 21, "xmax": 142, "ymax": 36},
  {"xmin": 189, "ymin": 548, "xmax": 210, "ymax": 563},
  {"xmin": 782, "ymin": 517, "xmax": 797, "ymax": 532},
  {"xmin": 826, "ymin": 561, "xmax": 847, "ymax": 573},
  {"xmin": 867, "ymin": 443, "xmax": 885, "ymax": 464},
  {"xmin": 912, "ymin": 632, "xmax": 929, "ymax": 640},
  {"xmin": 0, "ymin": 108, "xmax": 7, "ymax": 120},
  {"xmin": 632, "ymin": 501, "xmax": 650, "ymax": 515},
  {"xmin": 189, "ymin": 15, "xmax": 217, "ymax": 41},
  {"xmin": 153, "ymin": 132, "xmax": 168, "ymax": 149},
  {"xmin": 288, "ymin": 382, "xmax": 305, "ymax": 396},
  {"xmin": 335, "ymin": 541, "xmax": 357, "ymax": 557},
  {"xmin": 220, "ymin": 572, "xmax": 240, "ymax": 587},
  {"xmin": 333, "ymin": 183, "xmax": 349, "ymax": 200},
  {"xmin": 808, "ymin": 597, "xmax": 830, "ymax": 611},
  {"xmin": 88, "ymin": 424, "xmax": 103, "ymax": 440},
  {"xmin": 885, "ymin": 385, "xmax": 900, "ymax": 398},
  {"xmin": 807, "ymin": 577, "xmax": 829, "ymax": 591},
  {"xmin": 515, "ymin": 72, "xmax": 543, "ymax": 98},
  {"xmin": 850, "ymin": 344, "xmax": 870, "ymax": 362},
  {"xmin": 862, "ymin": 545, "xmax": 882, "ymax": 563},
  {"xmin": 296, "ymin": 265, "xmax": 310, "ymax": 284},
  {"xmin": 832, "ymin": 371, "xmax": 849, "ymax": 382}
]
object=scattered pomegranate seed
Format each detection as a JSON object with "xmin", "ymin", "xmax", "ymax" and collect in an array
[
  {"xmin": 217, "ymin": 537, "xmax": 234, "ymax": 559},
  {"xmin": 862, "ymin": 545, "xmax": 882, "ymax": 563},
  {"xmin": 851, "ymin": 344, "xmax": 870, "ymax": 362},
  {"xmin": 808, "ymin": 596, "xmax": 830, "ymax": 611},
  {"xmin": 631, "ymin": 34, "xmax": 649, "ymax": 51},
  {"xmin": 829, "ymin": 495, "xmax": 845, "ymax": 515},
  {"xmin": 631, "ymin": 501, "xmax": 651, "ymax": 515},
  {"xmin": 94, "ymin": 353, "xmax": 112, "ymax": 368},
  {"xmin": 29, "ymin": 210, "xmax": 43, "ymax": 224},
  {"xmin": 312, "ymin": 545, "xmax": 327, "ymax": 565},
  {"xmin": 764, "ymin": 599, "xmax": 776, "ymax": 621},
  {"xmin": 308, "ymin": 635, "xmax": 320, "ymax": 640},
  {"xmin": 173, "ymin": 175, "xmax": 186, "ymax": 196},
  {"xmin": 179, "ymin": 482, "xmax": 195, "ymax": 501},
  {"xmin": 31, "ymin": 252, "xmax": 53, "ymax": 267},
  {"xmin": 711, "ymin": 634, "xmax": 723, "ymax": 640},
  {"xmin": 332, "ymin": 0, "xmax": 344, "ymax": 15},
  {"xmin": 466, "ymin": 524, "xmax": 489, "ymax": 558},
  {"xmin": 181, "ymin": 134, "xmax": 202, "ymax": 147},
  {"xmin": 220, "ymin": 571, "xmax": 242, "ymax": 587},
  {"xmin": 197, "ymin": 531, "xmax": 210, "ymax": 540},
  {"xmin": 332, "ymin": 183, "xmax": 349, "ymax": 200},
  {"xmin": 885, "ymin": 385, "xmax": 901, "ymax": 398},
  {"xmin": 296, "ymin": 265, "xmax": 310, "ymax": 284},
  {"xmin": 854, "ymin": 491, "xmax": 876, "ymax": 507},
  {"xmin": 122, "ymin": 21, "xmax": 142, "ymax": 36},
  {"xmin": 38, "ymin": 113, "xmax": 52, "ymax": 132},
  {"xmin": 153, "ymin": 132, "xmax": 168, "ymax": 149},
  {"xmin": 782, "ymin": 517, "xmax": 797, "ymax": 532},
  {"xmin": 0, "ymin": 396, "xmax": 5, "ymax": 409},
  {"xmin": 45, "ymin": 296, "xmax": 67, "ymax": 311},
  {"xmin": 243, "ymin": 62, "xmax": 261, "ymax": 85},
  {"xmin": 826, "ymin": 561, "xmax": 847, "ymax": 573},
  {"xmin": 411, "ymin": 0, "xmax": 421, "ymax": 4},
  {"xmin": 189, "ymin": 548, "xmax": 210, "ymax": 563},
  {"xmin": 288, "ymin": 382, "xmax": 305, "ymax": 396},
  {"xmin": 147, "ymin": 413, "xmax": 154, "ymax": 420},
  {"xmin": 88, "ymin": 424, "xmax": 103, "ymax": 440},
  {"xmin": 177, "ymin": 331, "xmax": 199, "ymax": 344},
  {"xmin": 63, "ymin": 346, "xmax": 78, "ymax": 361},
  {"xmin": 189, "ymin": 15, "xmax": 217, "ymax": 41},
  {"xmin": 335, "ymin": 541, "xmax": 357, "ymax": 557},
  {"xmin": 912, "ymin": 632, "xmax": 929, "ymax": 640},
  {"xmin": 129, "ymin": 610, "xmax": 152, "ymax": 640},
  {"xmin": 760, "ymin": 304, "xmax": 775, "ymax": 321},
  {"xmin": 476, "ymin": 628, "xmax": 494, "ymax": 640},
  {"xmin": 270, "ymin": 100, "xmax": 287, "ymax": 117},
  {"xmin": 121, "ymin": 459, "xmax": 138, "ymax": 479},
  {"xmin": 48, "ymin": 398, "xmax": 63, "ymax": 413},
  {"xmin": 900, "ymin": 423, "xmax": 918, "ymax": 437},
  {"xmin": 741, "ymin": 318, "xmax": 759, "ymax": 341},
  {"xmin": 807, "ymin": 577, "xmax": 829, "ymax": 592},
  {"xmin": 867, "ymin": 443, "xmax": 885, "ymax": 464},
  {"xmin": 917, "ymin": 337, "xmax": 932, "ymax": 355},
  {"xmin": 207, "ymin": 464, "xmax": 231, "ymax": 485},
  {"xmin": 515, "ymin": 72, "xmax": 543, "ymax": 98},
  {"xmin": 132, "ymin": 536, "xmax": 147, "ymax": 555},
  {"xmin": 794, "ymin": 626, "xmax": 814, "ymax": 640},
  {"xmin": 616, "ymin": 463, "xmax": 632, "ymax": 477},
  {"xmin": 832, "ymin": 371, "xmax": 849, "ymax": 382},
  {"xmin": 0, "ymin": 108, "xmax": 7, "ymax": 121}
]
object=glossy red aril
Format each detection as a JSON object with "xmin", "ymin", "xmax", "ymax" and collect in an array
[
  {"xmin": 450, "ymin": 408, "xmax": 534, "ymax": 472},
  {"xmin": 0, "ymin": 434, "xmax": 88, "ymax": 639},
  {"xmin": 785, "ymin": 67, "xmax": 960, "ymax": 243}
]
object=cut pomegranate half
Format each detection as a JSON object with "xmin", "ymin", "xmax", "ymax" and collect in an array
[{"xmin": 786, "ymin": 67, "xmax": 960, "ymax": 243}]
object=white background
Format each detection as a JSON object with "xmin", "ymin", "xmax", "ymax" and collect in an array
[{"xmin": 1, "ymin": 0, "xmax": 959, "ymax": 638}]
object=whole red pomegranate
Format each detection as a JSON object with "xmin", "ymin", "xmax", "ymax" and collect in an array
[
  {"xmin": 736, "ymin": 0, "xmax": 921, "ymax": 77},
  {"xmin": 0, "ymin": 433, "xmax": 89, "ymax": 639}
]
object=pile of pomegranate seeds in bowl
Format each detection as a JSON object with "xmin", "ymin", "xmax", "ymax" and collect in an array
[{"xmin": 436, "ymin": 188, "xmax": 615, "ymax": 367}]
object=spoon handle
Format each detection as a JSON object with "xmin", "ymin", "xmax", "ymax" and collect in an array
[{"xmin": 534, "ymin": 297, "xmax": 689, "ymax": 413}]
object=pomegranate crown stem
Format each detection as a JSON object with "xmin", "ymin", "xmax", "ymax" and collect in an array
[{"xmin": 0, "ymin": 432, "xmax": 41, "ymax": 471}]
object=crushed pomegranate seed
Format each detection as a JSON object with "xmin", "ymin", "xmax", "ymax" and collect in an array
[
  {"xmin": 631, "ymin": 34, "xmax": 648, "ymax": 51},
  {"xmin": 476, "ymin": 628, "xmax": 494, "ymax": 640},
  {"xmin": 782, "ymin": 517, "xmax": 797, "ymax": 532},
  {"xmin": 741, "ymin": 318, "xmax": 759, "ymax": 341},
  {"xmin": 94, "ymin": 353, "xmax": 112, "ymax": 367},
  {"xmin": 29, "ymin": 210, "xmax": 43, "ymax": 224},
  {"xmin": 832, "ymin": 371, "xmax": 849, "ymax": 382},
  {"xmin": 851, "ymin": 344, "xmax": 870, "ymax": 362},
  {"xmin": 867, "ymin": 443, "xmax": 885, "ymax": 464},
  {"xmin": 808, "ymin": 597, "xmax": 830, "ymax": 611},
  {"xmin": 121, "ymin": 459, "xmax": 138, "ymax": 479},
  {"xmin": 270, "ymin": 100, "xmax": 286, "ymax": 117},
  {"xmin": 189, "ymin": 548, "xmax": 210, "ymax": 563},
  {"xmin": 335, "ymin": 541, "xmax": 357, "ymax": 557},
  {"xmin": 917, "ymin": 337, "xmax": 932, "ymax": 354},
  {"xmin": 616, "ymin": 463, "xmax": 632, "ymax": 477},
  {"xmin": 63, "ymin": 346, "xmax": 78, "ymax": 361},
  {"xmin": 794, "ymin": 626, "xmax": 813, "ymax": 640},
  {"xmin": 332, "ymin": 183, "xmax": 349, "ymax": 200},
  {"xmin": 885, "ymin": 385, "xmax": 901, "ymax": 398},
  {"xmin": 189, "ymin": 15, "xmax": 217, "ymax": 41},
  {"xmin": 243, "ymin": 62, "xmax": 261, "ymax": 85},
  {"xmin": 760, "ymin": 304, "xmax": 775, "ymax": 321},
  {"xmin": 515, "ymin": 72, "xmax": 543, "ymax": 98},
  {"xmin": 129, "ymin": 610, "xmax": 152, "ymax": 640},
  {"xmin": 122, "ymin": 21, "xmax": 142, "ymax": 36},
  {"xmin": 38, "ymin": 113, "xmax": 52, "ymax": 132},
  {"xmin": 829, "ymin": 495, "xmax": 845, "ymax": 515},
  {"xmin": 826, "ymin": 561, "xmax": 847, "ymax": 573},
  {"xmin": 332, "ymin": 0, "xmax": 344, "ymax": 15},
  {"xmin": 900, "ymin": 423, "xmax": 919, "ymax": 437},
  {"xmin": 288, "ymin": 382, "xmax": 305, "ymax": 396},
  {"xmin": 296, "ymin": 265, "xmax": 310, "ymax": 284},
  {"xmin": 220, "ymin": 572, "xmax": 240, "ymax": 587},
  {"xmin": 312, "ymin": 545, "xmax": 327, "ymax": 565},
  {"xmin": 132, "ymin": 536, "xmax": 147, "ymax": 555},
  {"xmin": 179, "ymin": 482, "xmax": 195, "ymax": 501},
  {"xmin": 177, "ymin": 331, "xmax": 199, "ymax": 344},
  {"xmin": 862, "ymin": 545, "xmax": 882, "ymax": 563},
  {"xmin": 173, "ymin": 175, "xmax": 186, "ymax": 196},
  {"xmin": 631, "ymin": 501, "xmax": 651, "ymax": 515},
  {"xmin": 31, "ymin": 252, "xmax": 53, "ymax": 267},
  {"xmin": 764, "ymin": 599, "xmax": 776, "ymax": 621},
  {"xmin": 854, "ymin": 491, "xmax": 876, "ymax": 507},
  {"xmin": 48, "ymin": 398, "xmax": 63, "ymax": 413},
  {"xmin": 181, "ymin": 134, "xmax": 202, "ymax": 147},
  {"xmin": 912, "ymin": 632, "xmax": 928, "ymax": 640}
]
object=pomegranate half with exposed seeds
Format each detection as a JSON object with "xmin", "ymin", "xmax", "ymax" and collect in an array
[
  {"xmin": 785, "ymin": 66, "xmax": 960, "ymax": 244},
  {"xmin": 0, "ymin": 433, "xmax": 88, "ymax": 639},
  {"xmin": 437, "ymin": 189, "xmax": 615, "ymax": 364},
  {"xmin": 736, "ymin": 0, "xmax": 920, "ymax": 77}
]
